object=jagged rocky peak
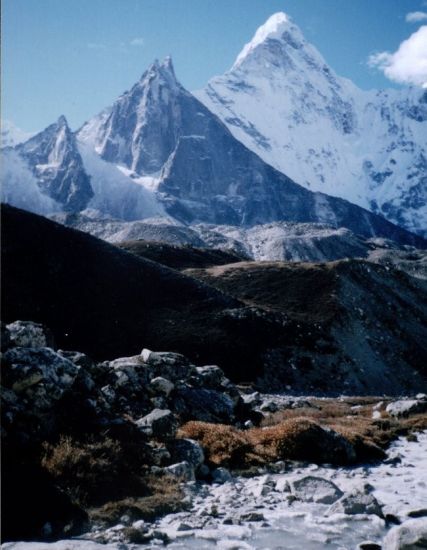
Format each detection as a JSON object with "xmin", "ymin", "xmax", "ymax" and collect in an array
[
  {"xmin": 16, "ymin": 115, "xmax": 93, "ymax": 211},
  {"xmin": 78, "ymin": 55, "xmax": 184, "ymax": 175}
]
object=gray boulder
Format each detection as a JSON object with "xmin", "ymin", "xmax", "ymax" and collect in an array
[
  {"xmin": 172, "ymin": 388, "xmax": 236, "ymax": 423},
  {"xmin": 165, "ymin": 461, "xmax": 195, "ymax": 482},
  {"xmin": 357, "ymin": 543, "xmax": 382, "ymax": 550},
  {"xmin": 136, "ymin": 409, "xmax": 177, "ymax": 440},
  {"xmin": 168, "ymin": 438, "xmax": 205, "ymax": 469},
  {"xmin": 386, "ymin": 400, "xmax": 427, "ymax": 418},
  {"xmin": 329, "ymin": 490, "xmax": 383, "ymax": 517},
  {"xmin": 141, "ymin": 349, "xmax": 198, "ymax": 381},
  {"xmin": 195, "ymin": 365, "xmax": 226, "ymax": 388},
  {"xmin": 290, "ymin": 476, "xmax": 343, "ymax": 504},
  {"xmin": 383, "ymin": 518, "xmax": 427, "ymax": 549},
  {"xmin": 149, "ymin": 377, "xmax": 175, "ymax": 397},
  {"xmin": 212, "ymin": 467, "xmax": 234, "ymax": 484},
  {"xmin": 2, "ymin": 347, "xmax": 79, "ymax": 409},
  {"xmin": 6, "ymin": 320, "xmax": 55, "ymax": 349}
]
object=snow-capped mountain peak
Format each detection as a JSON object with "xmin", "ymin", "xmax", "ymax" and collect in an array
[
  {"xmin": 195, "ymin": 13, "xmax": 427, "ymax": 237},
  {"xmin": 15, "ymin": 115, "xmax": 93, "ymax": 211},
  {"xmin": 233, "ymin": 12, "xmax": 305, "ymax": 69}
]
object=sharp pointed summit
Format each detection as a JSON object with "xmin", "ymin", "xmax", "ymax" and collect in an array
[
  {"xmin": 15, "ymin": 117, "xmax": 93, "ymax": 211},
  {"xmin": 79, "ymin": 56, "xmax": 184, "ymax": 174},
  {"xmin": 195, "ymin": 13, "xmax": 427, "ymax": 237},
  {"xmin": 232, "ymin": 12, "xmax": 306, "ymax": 69},
  {"xmin": 57, "ymin": 114, "xmax": 68, "ymax": 127}
]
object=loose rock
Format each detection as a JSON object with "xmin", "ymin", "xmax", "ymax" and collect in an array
[
  {"xmin": 383, "ymin": 518, "xmax": 427, "ymax": 549},
  {"xmin": 290, "ymin": 476, "xmax": 343, "ymax": 504}
]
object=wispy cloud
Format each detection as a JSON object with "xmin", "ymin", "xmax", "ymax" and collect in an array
[
  {"xmin": 130, "ymin": 37, "xmax": 144, "ymax": 47},
  {"xmin": 87, "ymin": 38, "xmax": 144, "ymax": 52},
  {"xmin": 406, "ymin": 11, "xmax": 427, "ymax": 23},
  {"xmin": 368, "ymin": 25, "xmax": 427, "ymax": 88},
  {"xmin": 87, "ymin": 42, "xmax": 107, "ymax": 50}
]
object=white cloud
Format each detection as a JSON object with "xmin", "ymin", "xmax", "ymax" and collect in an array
[
  {"xmin": 406, "ymin": 11, "xmax": 427, "ymax": 23},
  {"xmin": 368, "ymin": 25, "xmax": 427, "ymax": 88},
  {"xmin": 130, "ymin": 37, "xmax": 144, "ymax": 47}
]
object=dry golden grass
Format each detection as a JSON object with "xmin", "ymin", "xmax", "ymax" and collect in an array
[
  {"xmin": 89, "ymin": 474, "xmax": 184, "ymax": 526},
  {"xmin": 178, "ymin": 421, "xmax": 251, "ymax": 467},
  {"xmin": 181, "ymin": 417, "xmax": 356, "ymax": 467},
  {"xmin": 41, "ymin": 436, "xmax": 151, "ymax": 507},
  {"xmin": 180, "ymin": 399, "xmax": 427, "ymax": 469}
]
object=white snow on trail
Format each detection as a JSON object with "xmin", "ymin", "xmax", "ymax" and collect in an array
[{"xmin": 4, "ymin": 432, "xmax": 426, "ymax": 549}]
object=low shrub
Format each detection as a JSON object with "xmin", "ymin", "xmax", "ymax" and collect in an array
[
  {"xmin": 41, "ymin": 436, "xmax": 145, "ymax": 506},
  {"xmin": 178, "ymin": 421, "xmax": 251, "ymax": 467},
  {"xmin": 90, "ymin": 475, "xmax": 184, "ymax": 526}
]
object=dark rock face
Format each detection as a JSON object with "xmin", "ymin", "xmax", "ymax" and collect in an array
[{"xmin": 16, "ymin": 116, "xmax": 93, "ymax": 211}]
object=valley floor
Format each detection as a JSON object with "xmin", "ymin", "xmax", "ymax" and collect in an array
[{"xmin": 3, "ymin": 430, "xmax": 427, "ymax": 550}]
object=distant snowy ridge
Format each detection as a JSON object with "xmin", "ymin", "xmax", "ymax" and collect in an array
[
  {"xmin": 1, "ymin": 120, "xmax": 33, "ymax": 148},
  {"xmin": 195, "ymin": 12, "xmax": 427, "ymax": 237}
]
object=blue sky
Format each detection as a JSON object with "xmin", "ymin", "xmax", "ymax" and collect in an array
[{"xmin": 2, "ymin": 0, "xmax": 426, "ymax": 132}]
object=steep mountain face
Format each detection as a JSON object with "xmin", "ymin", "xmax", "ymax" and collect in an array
[
  {"xmin": 15, "ymin": 116, "xmax": 93, "ymax": 211},
  {"xmin": 78, "ymin": 57, "xmax": 425, "ymax": 246},
  {"xmin": 195, "ymin": 13, "xmax": 427, "ymax": 237}
]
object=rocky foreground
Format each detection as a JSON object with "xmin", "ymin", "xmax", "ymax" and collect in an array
[{"xmin": 2, "ymin": 320, "xmax": 427, "ymax": 549}]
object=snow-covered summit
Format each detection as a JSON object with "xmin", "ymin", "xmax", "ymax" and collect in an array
[
  {"xmin": 195, "ymin": 13, "xmax": 427, "ymax": 237},
  {"xmin": 233, "ymin": 12, "xmax": 305, "ymax": 69}
]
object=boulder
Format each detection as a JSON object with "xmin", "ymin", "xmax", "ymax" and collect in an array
[
  {"xmin": 386, "ymin": 400, "xmax": 427, "ymax": 418},
  {"xmin": 172, "ymin": 388, "xmax": 236, "ymax": 423},
  {"xmin": 290, "ymin": 476, "xmax": 343, "ymax": 504},
  {"xmin": 168, "ymin": 438, "xmax": 205, "ymax": 469},
  {"xmin": 2, "ymin": 347, "xmax": 79, "ymax": 409},
  {"xmin": 275, "ymin": 478, "xmax": 291, "ymax": 492},
  {"xmin": 357, "ymin": 543, "xmax": 382, "ymax": 550},
  {"xmin": 329, "ymin": 490, "xmax": 383, "ymax": 517},
  {"xmin": 136, "ymin": 409, "xmax": 177, "ymax": 440},
  {"xmin": 140, "ymin": 349, "xmax": 197, "ymax": 381},
  {"xmin": 6, "ymin": 320, "xmax": 55, "ymax": 349},
  {"xmin": 195, "ymin": 365, "xmax": 226, "ymax": 388},
  {"xmin": 149, "ymin": 377, "xmax": 175, "ymax": 397},
  {"xmin": 383, "ymin": 518, "xmax": 427, "ymax": 549},
  {"xmin": 240, "ymin": 511, "xmax": 265, "ymax": 522},
  {"xmin": 212, "ymin": 467, "xmax": 234, "ymax": 484},
  {"xmin": 165, "ymin": 461, "xmax": 195, "ymax": 482},
  {"xmin": 247, "ymin": 475, "xmax": 274, "ymax": 497}
]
